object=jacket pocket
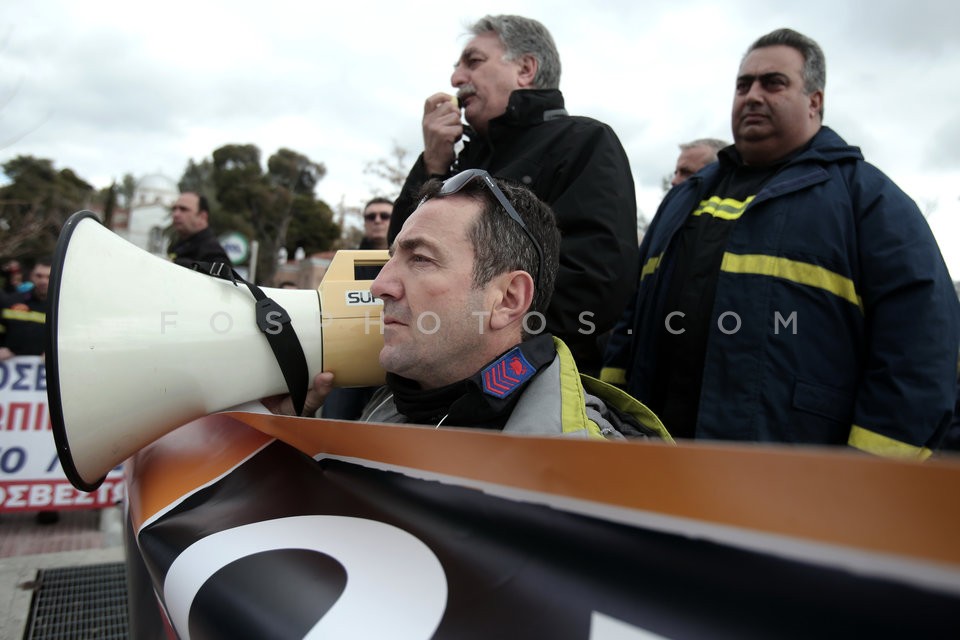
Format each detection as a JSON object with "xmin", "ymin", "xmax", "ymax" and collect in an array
[{"xmin": 789, "ymin": 379, "xmax": 854, "ymax": 444}]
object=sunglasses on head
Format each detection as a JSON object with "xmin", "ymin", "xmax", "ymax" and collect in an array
[
  {"xmin": 364, "ymin": 211, "xmax": 391, "ymax": 222},
  {"xmin": 434, "ymin": 169, "xmax": 544, "ymax": 292}
]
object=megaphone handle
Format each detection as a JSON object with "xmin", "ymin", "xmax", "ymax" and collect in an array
[{"xmin": 193, "ymin": 261, "xmax": 309, "ymax": 416}]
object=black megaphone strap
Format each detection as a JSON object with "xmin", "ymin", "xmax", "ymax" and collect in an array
[{"xmin": 191, "ymin": 261, "xmax": 309, "ymax": 416}]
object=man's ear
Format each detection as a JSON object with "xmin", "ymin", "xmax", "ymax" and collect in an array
[
  {"xmin": 809, "ymin": 89, "xmax": 824, "ymax": 121},
  {"xmin": 516, "ymin": 54, "xmax": 539, "ymax": 88},
  {"xmin": 489, "ymin": 270, "xmax": 535, "ymax": 331}
]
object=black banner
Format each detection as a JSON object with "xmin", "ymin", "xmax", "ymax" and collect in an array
[{"xmin": 133, "ymin": 440, "xmax": 959, "ymax": 639}]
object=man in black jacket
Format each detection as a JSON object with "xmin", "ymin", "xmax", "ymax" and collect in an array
[
  {"xmin": 167, "ymin": 192, "xmax": 230, "ymax": 269},
  {"xmin": 389, "ymin": 15, "xmax": 638, "ymax": 376},
  {"xmin": 322, "ymin": 196, "xmax": 394, "ymax": 420}
]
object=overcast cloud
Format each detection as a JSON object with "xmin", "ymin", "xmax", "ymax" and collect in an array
[{"xmin": 2, "ymin": 0, "xmax": 959, "ymax": 274}]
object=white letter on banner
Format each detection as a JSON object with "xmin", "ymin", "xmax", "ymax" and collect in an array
[
  {"xmin": 590, "ymin": 611, "xmax": 674, "ymax": 639},
  {"xmin": 163, "ymin": 516, "xmax": 447, "ymax": 640},
  {"xmin": 29, "ymin": 483, "xmax": 52, "ymax": 508},
  {"xmin": 5, "ymin": 485, "xmax": 26, "ymax": 507},
  {"xmin": 54, "ymin": 483, "xmax": 74, "ymax": 506}
]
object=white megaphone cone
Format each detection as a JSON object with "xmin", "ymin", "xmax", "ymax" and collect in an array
[{"xmin": 47, "ymin": 211, "xmax": 387, "ymax": 491}]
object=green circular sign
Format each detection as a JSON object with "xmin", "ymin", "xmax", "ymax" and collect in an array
[{"xmin": 219, "ymin": 232, "xmax": 250, "ymax": 265}]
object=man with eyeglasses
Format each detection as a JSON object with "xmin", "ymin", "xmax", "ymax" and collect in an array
[
  {"xmin": 273, "ymin": 170, "xmax": 669, "ymax": 442},
  {"xmin": 388, "ymin": 15, "xmax": 638, "ymax": 377},
  {"xmin": 168, "ymin": 191, "xmax": 230, "ymax": 269},
  {"xmin": 321, "ymin": 197, "xmax": 395, "ymax": 420},
  {"xmin": 359, "ymin": 197, "xmax": 393, "ymax": 250}
]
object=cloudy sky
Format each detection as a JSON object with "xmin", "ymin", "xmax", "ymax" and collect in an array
[{"xmin": 2, "ymin": 0, "xmax": 959, "ymax": 275}]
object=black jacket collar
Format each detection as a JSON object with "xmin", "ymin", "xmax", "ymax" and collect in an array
[
  {"xmin": 387, "ymin": 333, "xmax": 556, "ymax": 428},
  {"xmin": 467, "ymin": 89, "xmax": 567, "ymax": 142}
]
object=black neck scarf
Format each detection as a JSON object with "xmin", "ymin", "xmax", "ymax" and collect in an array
[{"xmin": 387, "ymin": 333, "xmax": 556, "ymax": 429}]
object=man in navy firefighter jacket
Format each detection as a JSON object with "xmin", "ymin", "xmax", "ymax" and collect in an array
[
  {"xmin": 0, "ymin": 259, "xmax": 50, "ymax": 361},
  {"xmin": 601, "ymin": 28, "xmax": 959, "ymax": 459}
]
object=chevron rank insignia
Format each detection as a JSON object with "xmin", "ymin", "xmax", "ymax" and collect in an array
[{"xmin": 481, "ymin": 347, "xmax": 536, "ymax": 399}]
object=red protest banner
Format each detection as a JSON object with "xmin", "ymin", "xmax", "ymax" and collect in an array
[{"xmin": 0, "ymin": 356, "xmax": 124, "ymax": 512}]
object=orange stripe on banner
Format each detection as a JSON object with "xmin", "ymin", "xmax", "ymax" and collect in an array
[
  {"xmin": 126, "ymin": 413, "xmax": 273, "ymax": 529},
  {"xmin": 229, "ymin": 413, "xmax": 960, "ymax": 569}
]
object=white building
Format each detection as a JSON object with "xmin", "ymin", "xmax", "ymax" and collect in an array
[{"xmin": 123, "ymin": 173, "xmax": 178, "ymax": 256}]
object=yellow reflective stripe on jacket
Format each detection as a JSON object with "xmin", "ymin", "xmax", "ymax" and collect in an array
[
  {"xmin": 692, "ymin": 195, "xmax": 754, "ymax": 220},
  {"xmin": 639, "ymin": 255, "xmax": 661, "ymax": 282},
  {"xmin": 599, "ymin": 367, "xmax": 627, "ymax": 386},
  {"xmin": 639, "ymin": 196, "xmax": 750, "ymax": 283},
  {"xmin": 554, "ymin": 338, "xmax": 605, "ymax": 439},
  {"xmin": 1, "ymin": 309, "xmax": 46, "ymax": 323},
  {"xmin": 721, "ymin": 253, "xmax": 864, "ymax": 312},
  {"xmin": 848, "ymin": 424, "xmax": 933, "ymax": 460}
]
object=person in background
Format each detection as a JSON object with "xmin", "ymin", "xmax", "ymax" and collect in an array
[
  {"xmin": 0, "ymin": 259, "xmax": 50, "ymax": 361},
  {"xmin": 358, "ymin": 197, "xmax": 392, "ymax": 250},
  {"xmin": 322, "ymin": 197, "xmax": 394, "ymax": 419},
  {"xmin": 167, "ymin": 192, "xmax": 230, "ymax": 269},
  {"xmin": 1, "ymin": 260, "xmax": 34, "ymax": 303},
  {"xmin": 602, "ymin": 28, "xmax": 959, "ymax": 458},
  {"xmin": 671, "ymin": 138, "xmax": 729, "ymax": 187},
  {"xmin": 389, "ymin": 15, "xmax": 638, "ymax": 376}
]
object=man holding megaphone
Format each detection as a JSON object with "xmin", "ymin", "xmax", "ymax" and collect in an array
[
  {"xmin": 270, "ymin": 170, "xmax": 670, "ymax": 441},
  {"xmin": 46, "ymin": 170, "xmax": 667, "ymax": 493}
]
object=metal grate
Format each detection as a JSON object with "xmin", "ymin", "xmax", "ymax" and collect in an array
[{"xmin": 23, "ymin": 562, "xmax": 128, "ymax": 640}]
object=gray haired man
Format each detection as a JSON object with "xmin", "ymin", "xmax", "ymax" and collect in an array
[{"xmin": 388, "ymin": 15, "xmax": 639, "ymax": 377}]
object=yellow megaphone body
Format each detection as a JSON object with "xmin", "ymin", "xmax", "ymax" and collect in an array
[{"xmin": 46, "ymin": 211, "xmax": 388, "ymax": 491}]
